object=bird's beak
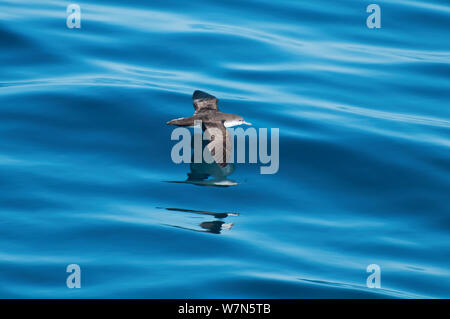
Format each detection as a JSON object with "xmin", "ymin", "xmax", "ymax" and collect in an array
[{"xmin": 243, "ymin": 121, "xmax": 252, "ymax": 126}]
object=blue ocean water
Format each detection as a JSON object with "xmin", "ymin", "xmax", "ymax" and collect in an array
[{"xmin": 0, "ymin": 0, "xmax": 449, "ymax": 298}]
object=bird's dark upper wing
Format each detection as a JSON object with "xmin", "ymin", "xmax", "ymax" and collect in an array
[
  {"xmin": 193, "ymin": 90, "xmax": 219, "ymax": 113},
  {"xmin": 203, "ymin": 121, "xmax": 231, "ymax": 168}
]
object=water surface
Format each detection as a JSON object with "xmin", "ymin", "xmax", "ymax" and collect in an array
[{"xmin": 0, "ymin": 0, "xmax": 449, "ymax": 298}]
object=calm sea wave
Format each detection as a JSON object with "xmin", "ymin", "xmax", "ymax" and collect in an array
[{"xmin": 0, "ymin": 0, "xmax": 449, "ymax": 298}]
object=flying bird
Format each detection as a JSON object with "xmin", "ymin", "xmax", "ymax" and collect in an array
[{"xmin": 167, "ymin": 90, "xmax": 251, "ymax": 167}]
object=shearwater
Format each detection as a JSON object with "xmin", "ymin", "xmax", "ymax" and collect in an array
[{"xmin": 167, "ymin": 90, "xmax": 251, "ymax": 167}]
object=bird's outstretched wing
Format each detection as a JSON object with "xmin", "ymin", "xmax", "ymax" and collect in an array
[
  {"xmin": 193, "ymin": 90, "xmax": 219, "ymax": 113},
  {"xmin": 203, "ymin": 121, "xmax": 232, "ymax": 168}
]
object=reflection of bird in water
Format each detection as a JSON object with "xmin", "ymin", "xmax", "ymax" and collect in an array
[
  {"xmin": 167, "ymin": 90, "xmax": 251, "ymax": 167},
  {"xmin": 199, "ymin": 221, "xmax": 233, "ymax": 234},
  {"xmin": 167, "ymin": 134, "xmax": 240, "ymax": 187},
  {"xmin": 186, "ymin": 160, "xmax": 238, "ymax": 187},
  {"xmin": 158, "ymin": 207, "xmax": 239, "ymax": 234},
  {"xmin": 162, "ymin": 207, "xmax": 239, "ymax": 218}
]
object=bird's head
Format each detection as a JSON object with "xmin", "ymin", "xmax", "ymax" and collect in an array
[{"xmin": 224, "ymin": 115, "xmax": 252, "ymax": 128}]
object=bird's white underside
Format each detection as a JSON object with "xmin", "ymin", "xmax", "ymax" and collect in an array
[
  {"xmin": 189, "ymin": 120, "xmax": 244, "ymax": 128},
  {"xmin": 224, "ymin": 120, "xmax": 242, "ymax": 127}
]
